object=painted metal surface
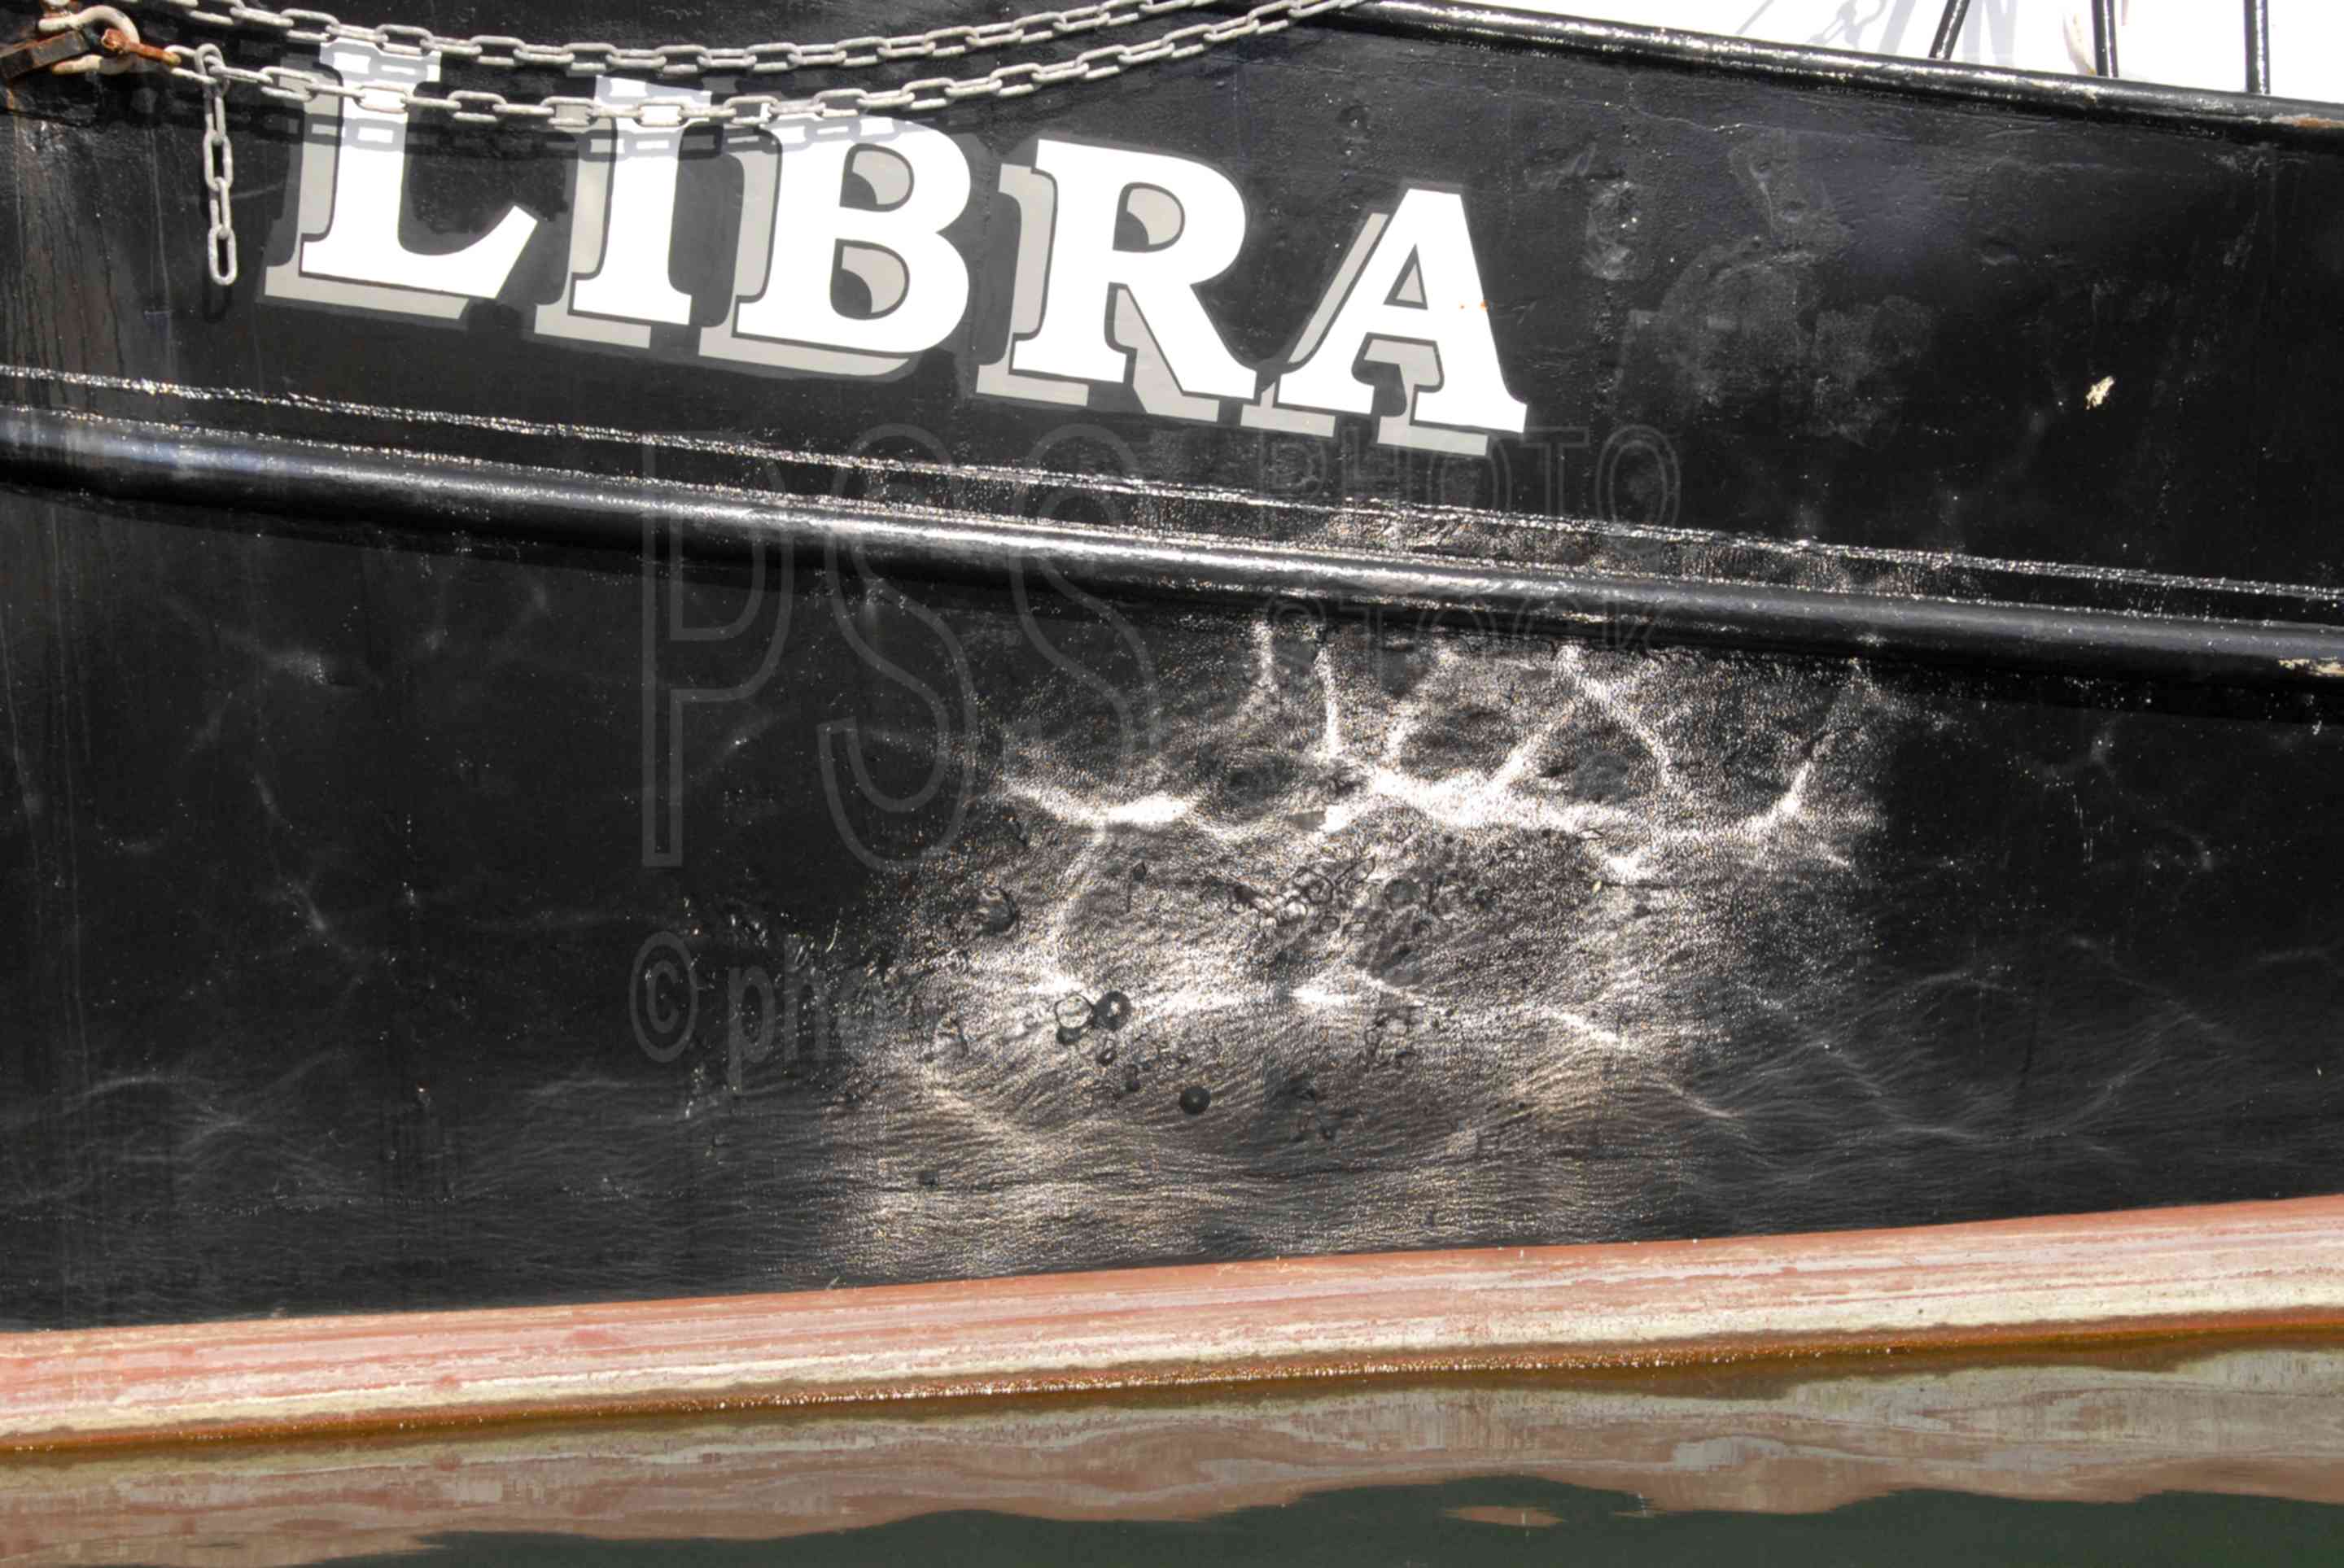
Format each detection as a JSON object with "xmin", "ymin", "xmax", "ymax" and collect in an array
[
  {"xmin": 2, "ymin": 2, "xmax": 2344, "ymax": 1334},
  {"xmin": 3, "ymin": 1194, "xmax": 2343, "ymax": 1449},
  {"xmin": 11, "ymin": 409, "xmax": 2344, "ymax": 684}
]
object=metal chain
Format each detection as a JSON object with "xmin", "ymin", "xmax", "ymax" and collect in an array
[
  {"xmin": 56, "ymin": 0, "xmax": 1361, "ymax": 287},
  {"xmin": 54, "ymin": 0, "xmax": 1318, "ymax": 79},
  {"xmin": 195, "ymin": 40, "xmax": 236, "ymax": 285},
  {"xmin": 155, "ymin": 0, "xmax": 1358, "ymax": 129}
]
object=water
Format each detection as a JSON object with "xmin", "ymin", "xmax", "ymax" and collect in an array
[
  {"xmin": 11, "ymin": 1340, "xmax": 2344, "ymax": 1565},
  {"xmin": 313, "ymin": 1486, "xmax": 2344, "ymax": 1568}
]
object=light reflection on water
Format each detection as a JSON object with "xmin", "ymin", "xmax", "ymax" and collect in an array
[{"xmin": 7, "ymin": 1337, "xmax": 2344, "ymax": 1565}]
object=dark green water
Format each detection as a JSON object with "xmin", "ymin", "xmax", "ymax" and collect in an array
[{"xmin": 282, "ymin": 1476, "xmax": 2344, "ymax": 1566}]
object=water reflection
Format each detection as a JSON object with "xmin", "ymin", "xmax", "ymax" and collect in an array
[{"xmin": 7, "ymin": 1335, "xmax": 2343, "ymax": 1564}]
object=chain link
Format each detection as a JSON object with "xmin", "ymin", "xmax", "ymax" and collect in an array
[
  {"xmin": 90, "ymin": 0, "xmax": 1360, "ymax": 287},
  {"xmin": 195, "ymin": 40, "xmax": 237, "ymax": 285},
  {"xmin": 158, "ymin": 0, "xmax": 1358, "ymax": 129},
  {"xmin": 78, "ymin": 0, "xmax": 1331, "ymax": 79}
]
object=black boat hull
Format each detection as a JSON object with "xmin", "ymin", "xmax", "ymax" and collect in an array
[{"xmin": 4, "ymin": 1, "xmax": 2343, "ymax": 1330}]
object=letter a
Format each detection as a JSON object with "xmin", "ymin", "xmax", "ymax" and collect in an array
[{"xmin": 1252, "ymin": 188, "xmax": 1527, "ymax": 454}]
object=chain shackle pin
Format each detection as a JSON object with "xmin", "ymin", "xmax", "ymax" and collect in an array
[{"xmin": 39, "ymin": 5, "xmax": 153, "ymax": 72}]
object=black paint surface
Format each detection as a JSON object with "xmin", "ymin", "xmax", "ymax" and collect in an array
[{"xmin": 3, "ymin": 3, "xmax": 2344, "ymax": 1329}]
